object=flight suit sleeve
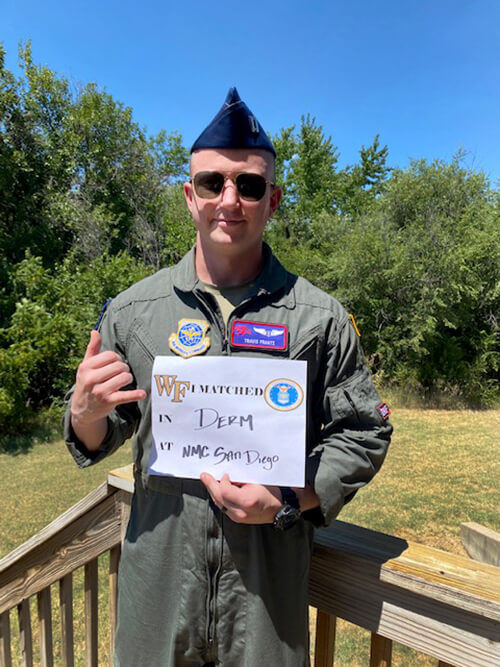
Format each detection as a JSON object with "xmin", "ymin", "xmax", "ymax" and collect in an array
[
  {"xmin": 63, "ymin": 303, "xmax": 140, "ymax": 468},
  {"xmin": 304, "ymin": 315, "xmax": 392, "ymax": 526}
]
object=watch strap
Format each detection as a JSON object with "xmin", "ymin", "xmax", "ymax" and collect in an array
[{"xmin": 280, "ymin": 486, "xmax": 300, "ymax": 510}]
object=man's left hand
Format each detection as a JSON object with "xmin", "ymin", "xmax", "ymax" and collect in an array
[{"xmin": 200, "ymin": 472, "xmax": 283, "ymax": 524}]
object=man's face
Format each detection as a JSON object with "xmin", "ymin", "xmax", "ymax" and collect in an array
[{"xmin": 183, "ymin": 149, "xmax": 281, "ymax": 257}]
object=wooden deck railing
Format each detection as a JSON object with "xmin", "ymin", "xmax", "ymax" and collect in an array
[{"xmin": 0, "ymin": 464, "xmax": 499, "ymax": 666}]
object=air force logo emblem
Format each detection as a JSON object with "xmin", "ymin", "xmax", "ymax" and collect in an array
[
  {"xmin": 169, "ymin": 319, "xmax": 211, "ymax": 358},
  {"xmin": 264, "ymin": 378, "xmax": 304, "ymax": 412}
]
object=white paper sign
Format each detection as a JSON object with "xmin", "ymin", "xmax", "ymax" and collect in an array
[{"xmin": 148, "ymin": 356, "xmax": 307, "ymax": 486}]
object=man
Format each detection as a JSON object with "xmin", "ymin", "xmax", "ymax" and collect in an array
[{"xmin": 64, "ymin": 88, "xmax": 392, "ymax": 666}]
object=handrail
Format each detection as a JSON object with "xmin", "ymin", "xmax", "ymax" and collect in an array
[
  {"xmin": 0, "ymin": 480, "xmax": 131, "ymax": 666},
  {"xmin": 0, "ymin": 464, "xmax": 499, "ymax": 667},
  {"xmin": 0, "ymin": 483, "xmax": 124, "ymax": 615},
  {"xmin": 109, "ymin": 464, "xmax": 500, "ymax": 667}
]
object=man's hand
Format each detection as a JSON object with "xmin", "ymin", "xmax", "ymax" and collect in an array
[
  {"xmin": 70, "ymin": 330, "xmax": 146, "ymax": 450},
  {"xmin": 200, "ymin": 473, "xmax": 283, "ymax": 524}
]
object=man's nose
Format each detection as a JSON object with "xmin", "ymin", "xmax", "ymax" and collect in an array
[{"xmin": 220, "ymin": 179, "xmax": 240, "ymax": 206}]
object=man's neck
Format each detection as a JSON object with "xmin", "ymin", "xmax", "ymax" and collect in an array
[{"xmin": 195, "ymin": 239, "xmax": 264, "ymax": 287}]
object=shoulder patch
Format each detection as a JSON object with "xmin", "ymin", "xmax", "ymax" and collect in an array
[
  {"xmin": 349, "ymin": 313, "xmax": 361, "ymax": 337},
  {"xmin": 94, "ymin": 298, "xmax": 112, "ymax": 331},
  {"xmin": 376, "ymin": 402, "xmax": 391, "ymax": 420},
  {"xmin": 169, "ymin": 319, "xmax": 211, "ymax": 358}
]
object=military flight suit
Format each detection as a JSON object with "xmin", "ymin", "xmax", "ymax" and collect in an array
[{"xmin": 64, "ymin": 244, "xmax": 392, "ymax": 666}]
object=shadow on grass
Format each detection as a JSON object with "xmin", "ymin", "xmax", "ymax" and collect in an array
[{"xmin": 0, "ymin": 422, "xmax": 61, "ymax": 455}]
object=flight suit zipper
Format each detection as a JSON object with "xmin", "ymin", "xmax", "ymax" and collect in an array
[
  {"xmin": 193, "ymin": 288, "xmax": 270, "ymax": 657},
  {"xmin": 194, "ymin": 289, "xmax": 229, "ymax": 354},
  {"xmin": 205, "ymin": 502, "xmax": 225, "ymax": 656},
  {"xmin": 193, "ymin": 289, "xmax": 229, "ymax": 658},
  {"xmin": 192, "ymin": 287, "xmax": 277, "ymax": 658}
]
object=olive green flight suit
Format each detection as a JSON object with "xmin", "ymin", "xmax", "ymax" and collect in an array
[{"xmin": 64, "ymin": 245, "xmax": 392, "ymax": 666}]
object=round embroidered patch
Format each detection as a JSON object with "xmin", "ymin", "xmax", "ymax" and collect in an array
[{"xmin": 264, "ymin": 378, "xmax": 304, "ymax": 411}]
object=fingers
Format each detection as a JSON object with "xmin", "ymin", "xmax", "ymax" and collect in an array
[
  {"xmin": 86, "ymin": 360, "xmax": 132, "ymax": 386},
  {"xmin": 217, "ymin": 474, "xmax": 250, "ymax": 508},
  {"xmin": 73, "ymin": 330, "xmax": 146, "ymax": 424},
  {"xmin": 200, "ymin": 473, "xmax": 246, "ymax": 521},
  {"xmin": 86, "ymin": 369, "xmax": 146, "ymax": 407},
  {"xmin": 200, "ymin": 473, "xmax": 223, "ymax": 506},
  {"xmin": 92, "ymin": 370, "xmax": 133, "ymax": 396},
  {"xmin": 83, "ymin": 329, "xmax": 102, "ymax": 361},
  {"xmin": 107, "ymin": 388, "xmax": 147, "ymax": 405},
  {"xmin": 200, "ymin": 473, "xmax": 236, "ymax": 513},
  {"xmin": 200, "ymin": 474, "xmax": 283, "ymax": 525}
]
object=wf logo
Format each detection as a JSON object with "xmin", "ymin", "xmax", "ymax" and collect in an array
[{"xmin": 154, "ymin": 375, "xmax": 190, "ymax": 403}]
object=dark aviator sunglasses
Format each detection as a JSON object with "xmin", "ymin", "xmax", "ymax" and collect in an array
[{"xmin": 191, "ymin": 171, "xmax": 274, "ymax": 202}]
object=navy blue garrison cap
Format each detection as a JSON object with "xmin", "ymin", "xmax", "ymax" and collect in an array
[{"xmin": 190, "ymin": 87, "xmax": 276, "ymax": 157}]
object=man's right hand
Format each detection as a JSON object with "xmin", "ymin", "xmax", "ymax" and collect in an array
[{"xmin": 70, "ymin": 330, "xmax": 146, "ymax": 450}]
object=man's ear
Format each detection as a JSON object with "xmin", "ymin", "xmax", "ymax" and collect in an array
[
  {"xmin": 269, "ymin": 186, "xmax": 282, "ymax": 215},
  {"xmin": 183, "ymin": 181, "xmax": 194, "ymax": 212}
]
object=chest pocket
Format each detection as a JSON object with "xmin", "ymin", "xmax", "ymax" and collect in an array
[
  {"xmin": 289, "ymin": 325, "xmax": 322, "ymax": 379},
  {"xmin": 127, "ymin": 319, "xmax": 159, "ymax": 391},
  {"xmin": 289, "ymin": 326, "xmax": 324, "ymax": 447}
]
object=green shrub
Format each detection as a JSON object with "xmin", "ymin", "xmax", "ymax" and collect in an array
[{"xmin": 0, "ymin": 252, "xmax": 152, "ymax": 436}]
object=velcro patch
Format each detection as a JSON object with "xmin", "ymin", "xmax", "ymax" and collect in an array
[
  {"xmin": 94, "ymin": 298, "xmax": 112, "ymax": 331},
  {"xmin": 376, "ymin": 402, "xmax": 391, "ymax": 420},
  {"xmin": 231, "ymin": 320, "xmax": 288, "ymax": 351},
  {"xmin": 169, "ymin": 319, "xmax": 211, "ymax": 358}
]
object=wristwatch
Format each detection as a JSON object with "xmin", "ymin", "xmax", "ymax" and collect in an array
[{"xmin": 273, "ymin": 487, "xmax": 301, "ymax": 530}]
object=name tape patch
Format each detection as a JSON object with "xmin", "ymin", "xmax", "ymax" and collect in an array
[{"xmin": 231, "ymin": 320, "xmax": 288, "ymax": 351}]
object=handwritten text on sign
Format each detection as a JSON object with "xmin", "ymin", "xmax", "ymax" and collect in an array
[{"xmin": 148, "ymin": 356, "xmax": 307, "ymax": 486}]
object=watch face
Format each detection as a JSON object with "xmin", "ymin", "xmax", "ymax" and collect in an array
[{"xmin": 274, "ymin": 504, "xmax": 301, "ymax": 530}]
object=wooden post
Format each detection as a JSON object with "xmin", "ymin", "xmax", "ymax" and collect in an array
[
  {"xmin": 17, "ymin": 598, "xmax": 34, "ymax": 667},
  {"xmin": 109, "ymin": 544, "xmax": 121, "ymax": 665},
  {"xmin": 314, "ymin": 610, "xmax": 336, "ymax": 666},
  {"xmin": 370, "ymin": 632, "xmax": 392, "ymax": 666},
  {"xmin": 461, "ymin": 522, "xmax": 500, "ymax": 567},
  {"xmin": 0, "ymin": 610, "xmax": 12, "ymax": 667},
  {"xmin": 37, "ymin": 587, "xmax": 54, "ymax": 667},
  {"xmin": 85, "ymin": 559, "xmax": 99, "ymax": 667},
  {"xmin": 118, "ymin": 493, "xmax": 132, "ymax": 546},
  {"xmin": 59, "ymin": 574, "xmax": 74, "ymax": 667}
]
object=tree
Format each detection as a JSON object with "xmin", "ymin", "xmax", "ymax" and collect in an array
[
  {"xmin": 271, "ymin": 115, "xmax": 340, "ymax": 240},
  {"xmin": 0, "ymin": 42, "xmax": 190, "ymax": 321},
  {"xmin": 337, "ymin": 134, "xmax": 391, "ymax": 216}
]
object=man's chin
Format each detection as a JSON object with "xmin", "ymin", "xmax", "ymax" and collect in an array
[{"xmin": 209, "ymin": 229, "xmax": 245, "ymax": 246}]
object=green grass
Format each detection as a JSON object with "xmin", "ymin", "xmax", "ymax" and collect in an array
[
  {"xmin": 1, "ymin": 409, "xmax": 499, "ymax": 665},
  {"xmin": 0, "ymin": 441, "xmax": 133, "ymax": 666},
  {"xmin": 340, "ymin": 408, "xmax": 500, "ymax": 554}
]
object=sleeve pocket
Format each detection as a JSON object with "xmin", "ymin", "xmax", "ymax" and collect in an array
[{"xmin": 324, "ymin": 368, "xmax": 384, "ymax": 427}]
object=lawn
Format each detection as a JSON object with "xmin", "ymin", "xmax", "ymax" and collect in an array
[{"xmin": 1, "ymin": 408, "xmax": 499, "ymax": 665}]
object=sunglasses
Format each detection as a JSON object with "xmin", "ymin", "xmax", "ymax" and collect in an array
[{"xmin": 191, "ymin": 171, "xmax": 274, "ymax": 202}]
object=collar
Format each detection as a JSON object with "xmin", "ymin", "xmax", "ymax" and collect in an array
[{"xmin": 171, "ymin": 243, "xmax": 293, "ymax": 304}]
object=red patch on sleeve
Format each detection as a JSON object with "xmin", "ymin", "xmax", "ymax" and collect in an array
[{"xmin": 376, "ymin": 402, "xmax": 391, "ymax": 420}]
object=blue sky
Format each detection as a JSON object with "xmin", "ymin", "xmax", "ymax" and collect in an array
[{"xmin": 2, "ymin": 0, "xmax": 499, "ymax": 183}]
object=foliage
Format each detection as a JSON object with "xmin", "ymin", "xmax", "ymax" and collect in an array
[
  {"xmin": 0, "ymin": 252, "xmax": 151, "ymax": 435},
  {"xmin": 270, "ymin": 157, "xmax": 499, "ymax": 403},
  {"xmin": 270, "ymin": 117, "xmax": 391, "ymax": 241},
  {"xmin": 0, "ymin": 42, "xmax": 188, "ymax": 325},
  {"xmin": 0, "ymin": 43, "xmax": 498, "ymax": 437}
]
